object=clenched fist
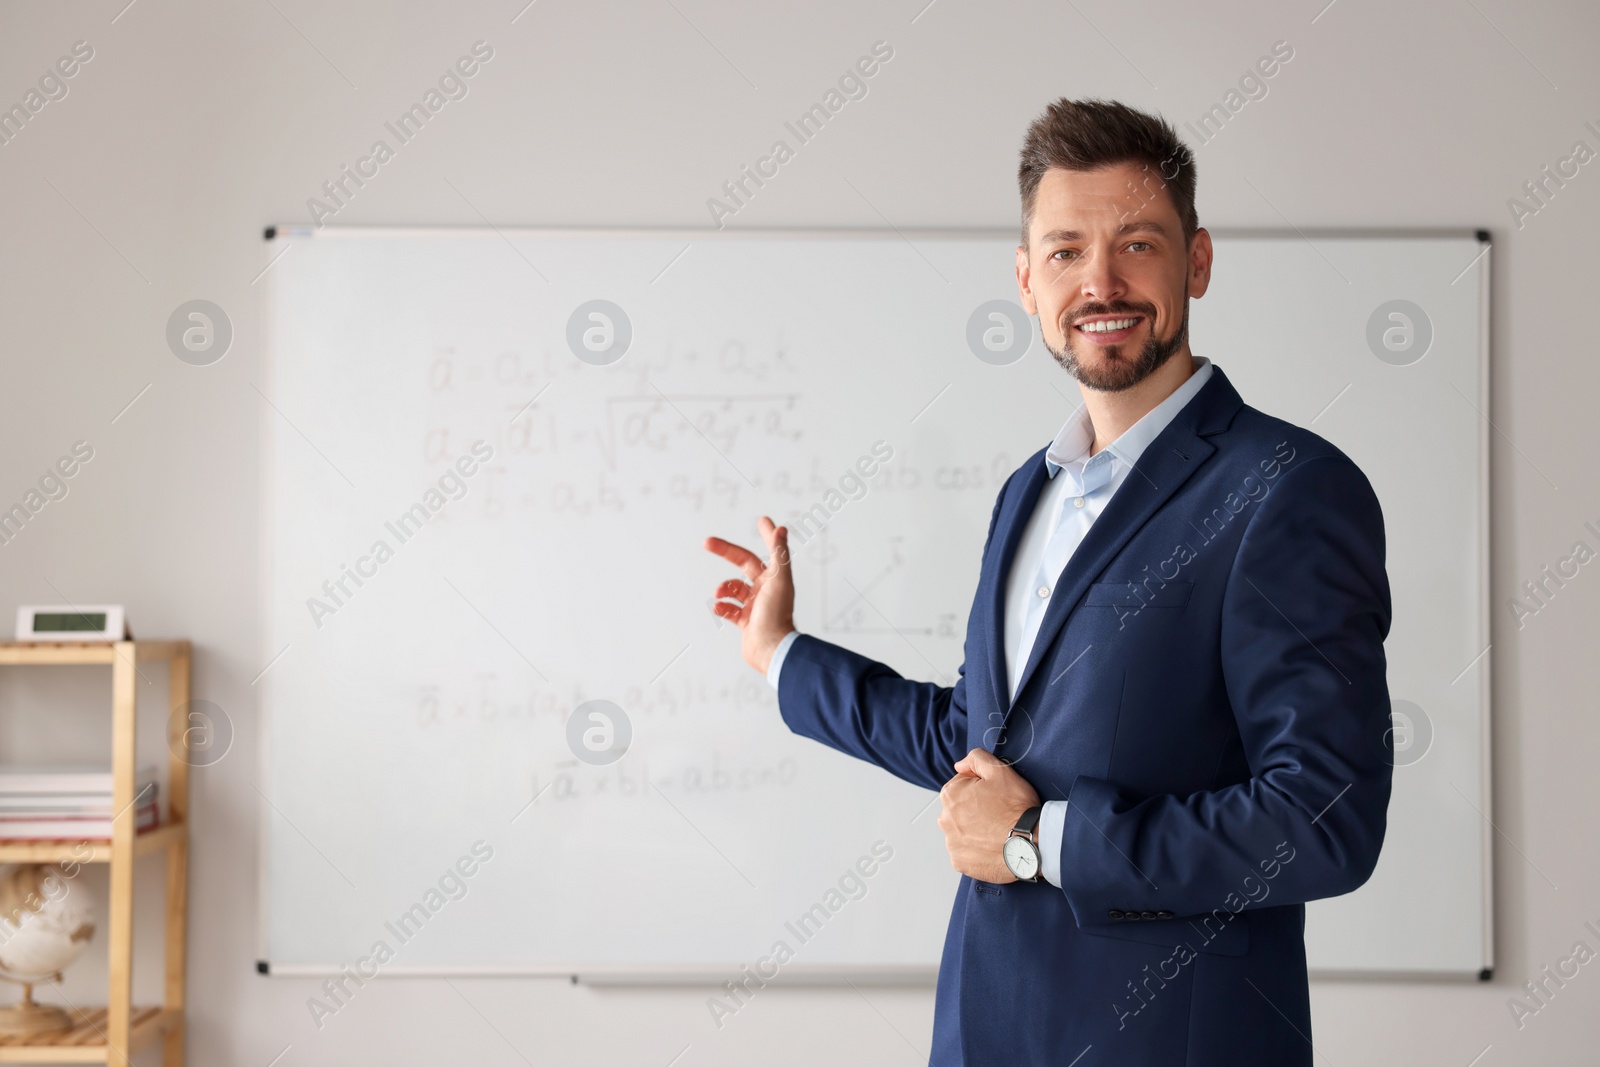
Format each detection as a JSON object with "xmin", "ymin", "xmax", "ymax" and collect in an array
[{"xmin": 939, "ymin": 748, "xmax": 1042, "ymax": 883}]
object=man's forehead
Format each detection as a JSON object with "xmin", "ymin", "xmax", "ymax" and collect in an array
[
  {"xmin": 1030, "ymin": 166, "xmax": 1177, "ymax": 239},
  {"xmin": 1036, "ymin": 218, "xmax": 1172, "ymax": 245}
]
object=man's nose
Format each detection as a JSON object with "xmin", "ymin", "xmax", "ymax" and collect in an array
[{"xmin": 1078, "ymin": 249, "xmax": 1127, "ymax": 304}]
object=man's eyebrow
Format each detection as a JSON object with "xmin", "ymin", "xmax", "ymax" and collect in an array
[{"xmin": 1038, "ymin": 220, "xmax": 1169, "ymax": 244}]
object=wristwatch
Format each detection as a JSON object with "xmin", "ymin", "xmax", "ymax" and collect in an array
[{"xmin": 1002, "ymin": 805, "xmax": 1043, "ymax": 883}]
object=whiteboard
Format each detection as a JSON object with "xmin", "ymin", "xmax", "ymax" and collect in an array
[{"xmin": 258, "ymin": 226, "xmax": 1491, "ymax": 980}]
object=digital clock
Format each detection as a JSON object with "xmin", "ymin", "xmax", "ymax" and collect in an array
[{"xmin": 14, "ymin": 605, "xmax": 129, "ymax": 642}]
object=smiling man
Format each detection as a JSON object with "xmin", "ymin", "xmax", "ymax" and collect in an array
[{"xmin": 704, "ymin": 97, "xmax": 1394, "ymax": 1066}]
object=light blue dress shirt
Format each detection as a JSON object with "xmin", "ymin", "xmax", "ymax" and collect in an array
[{"xmin": 768, "ymin": 356, "xmax": 1215, "ymax": 888}]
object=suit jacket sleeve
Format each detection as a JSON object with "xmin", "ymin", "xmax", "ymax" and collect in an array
[
  {"xmin": 774, "ymin": 480, "xmax": 1010, "ymax": 793},
  {"xmin": 1056, "ymin": 453, "xmax": 1394, "ymax": 924}
]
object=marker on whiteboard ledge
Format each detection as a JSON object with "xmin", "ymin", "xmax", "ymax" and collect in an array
[
  {"xmin": 257, "ymin": 960, "xmax": 270, "ymax": 975},
  {"xmin": 264, "ymin": 224, "xmax": 315, "ymax": 241}
]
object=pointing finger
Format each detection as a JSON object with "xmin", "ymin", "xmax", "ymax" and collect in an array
[{"xmin": 703, "ymin": 536, "xmax": 765, "ymax": 580}]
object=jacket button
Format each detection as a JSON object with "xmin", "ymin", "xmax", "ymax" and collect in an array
[
  {"xmin": 1108, "ymin": 910, "xmax": 1124, "ymax": 920},
  {"xmin": 1141, "ymin": 911, "xmax": 1158, "ymax": 920},
  {"xmin": 1126, "ymin": 912, "xmax": 1141, "ymax": 921},
  {"xmin": 1157, "ymin": 910, "xmax": 1173, "ymax": 919}
]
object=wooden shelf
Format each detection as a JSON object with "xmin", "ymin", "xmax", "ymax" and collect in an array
[
  {"xmin": 0, "ymin": 641, "xmax": 189, "ymax": 667},
  {"xmin": 0, "ymin": 822, "xmax": 187, "ymax": 864},
  {"xmin": 0, "ymin": 1005, "xmax": 179, "ymax": 1062},
  {"xmin": 0, "ymin": 639, "xmax": 191, "ymax": 1064}
]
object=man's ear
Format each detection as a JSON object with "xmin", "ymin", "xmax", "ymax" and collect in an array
[
  {"xmin": 1187, "ymin": 227, "xmax": 1214, "ymax": 300},
  {"xmin": 1015, "ymin": 244, "xmax": 1038, "ymax": 315}
]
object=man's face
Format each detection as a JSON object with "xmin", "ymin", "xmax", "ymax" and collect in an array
[{"xmin": 1016, "ymin": 162, "xmax": 1212, "ymax": 392}]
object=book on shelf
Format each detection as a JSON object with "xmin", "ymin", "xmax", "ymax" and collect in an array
[
  {"xmin": 0, "ymin": 765, "xmax": 162, "ymax": 838},
  {"xmin": 0, "ymin": 799, "xmax": 160, "ymax": 840},
  {"xmin": 0, "ymin": 763, "xmax": 158, "ymax": 794},
  {"xmin": 0, "ymin": 792, "xmax": 157, "ymax": 812},
  {"xmin": 0, "ymin": 780, "xmax": 158, "ymax": 810}
]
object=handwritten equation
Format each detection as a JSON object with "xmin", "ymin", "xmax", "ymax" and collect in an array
[
  {"xmin": 417, "ymin": 672, "xmax": 776, "ymax": 730},
  {"xmin": 530, "ymin": 752, "xmax": 800, "ymax": 804}
]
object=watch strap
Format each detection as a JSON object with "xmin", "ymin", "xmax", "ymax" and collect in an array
[{"xmin": 1010, "ymin": 804, "xmax": 1042, "ymax": 838}]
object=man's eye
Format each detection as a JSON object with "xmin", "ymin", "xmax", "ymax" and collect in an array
[
  {"xmin": 1052, "ymin": 250, "xmax": 1077, "ymax": 261},
  {"xmin": 1128, "ymin": 241, "xmax": 1152, "ymax": 252}
]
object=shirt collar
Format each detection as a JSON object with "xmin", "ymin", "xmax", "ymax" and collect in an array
[{"xmin": 1045, "ymin": 357, "xmax": 1215, "ymax": 482}]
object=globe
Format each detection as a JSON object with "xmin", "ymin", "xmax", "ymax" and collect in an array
[{"xmin": 0, "ymin": 864, "xmax": 96, "ymax": 1036}]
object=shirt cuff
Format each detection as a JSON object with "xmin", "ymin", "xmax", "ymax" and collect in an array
[
  {"xmin": 765, "ymin": 630, "xmax": 800, "ymax": 689},
  {"xmin": 1039, "ymin": 800, "xmax": 1067, "ymax": 888}
]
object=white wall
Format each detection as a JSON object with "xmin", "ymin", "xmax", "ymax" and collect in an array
[{"xmin": 0, "ymin": 0, "xmax": 1595, "ymax": 1062}]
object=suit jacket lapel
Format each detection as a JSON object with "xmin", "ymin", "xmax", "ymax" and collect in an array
[
  {"xmin": 995, "ymin": 366, "xmax": 1245, "ymax": 719},
  {"xmin": 984, "ymin": 452, "xmax": 1050, "ymax": 716}
]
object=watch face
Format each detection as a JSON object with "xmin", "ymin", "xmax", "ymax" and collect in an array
[{"xmin": 1003, "ymin": 835, "xmax": 1040, "ymax": 880}]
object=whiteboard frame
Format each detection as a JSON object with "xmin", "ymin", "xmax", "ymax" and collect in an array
[{"xmin": 255, "ymin": 225, "xmax": 1493, "ymax": 984}]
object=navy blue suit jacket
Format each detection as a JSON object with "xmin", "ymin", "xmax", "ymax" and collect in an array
[{"xmin": 776, "ymin": 365, "xmax": 1393, "ymax": 1066}]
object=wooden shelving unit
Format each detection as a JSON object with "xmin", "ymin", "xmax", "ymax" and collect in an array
[{"xmin": 0, "ymin": 641, "xmax": 191, "ymax": 1066}]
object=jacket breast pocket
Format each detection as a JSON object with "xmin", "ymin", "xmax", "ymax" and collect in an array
[{"xmin": 1082, "ymin": 579, "xmax": 1194, "ymax": 610}]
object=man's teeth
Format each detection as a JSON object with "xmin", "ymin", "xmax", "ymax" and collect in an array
[{"xmin": 1078, "ymin": 317, "xmax": 1139, "ymax": 333}]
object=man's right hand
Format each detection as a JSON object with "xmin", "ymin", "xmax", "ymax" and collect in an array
[{"xmin": 703, "ymin": 515, "xmax": 796, "ymax": 675}]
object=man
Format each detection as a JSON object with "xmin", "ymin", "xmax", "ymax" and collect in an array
[{"xmin": 703, "ymin": 98, "xmax": 1393, "ymax": 1066}]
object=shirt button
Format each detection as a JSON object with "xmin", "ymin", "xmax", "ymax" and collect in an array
[
  {"xmin": 1037, "ymin": 586, "xmax": 1049, "ymax": 598},
  {"xmin": 1074, "ymin": 497, "xmax": 1086, "ymax": 508}
]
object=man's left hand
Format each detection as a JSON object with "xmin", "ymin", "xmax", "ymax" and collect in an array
[{"xmin": 938, "ymin": 748, "xmax": 1043, "ymax": 883}]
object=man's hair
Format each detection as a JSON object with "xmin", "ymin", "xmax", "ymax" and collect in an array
[{"xmin": 1017, "ymin": 97, "xmax": 1198, "ymax": 249}]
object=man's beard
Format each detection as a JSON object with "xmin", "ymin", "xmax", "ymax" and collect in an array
[{"xmin": 1044, "ymin": 298, "xmax": 1190, "ymax": 392}]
